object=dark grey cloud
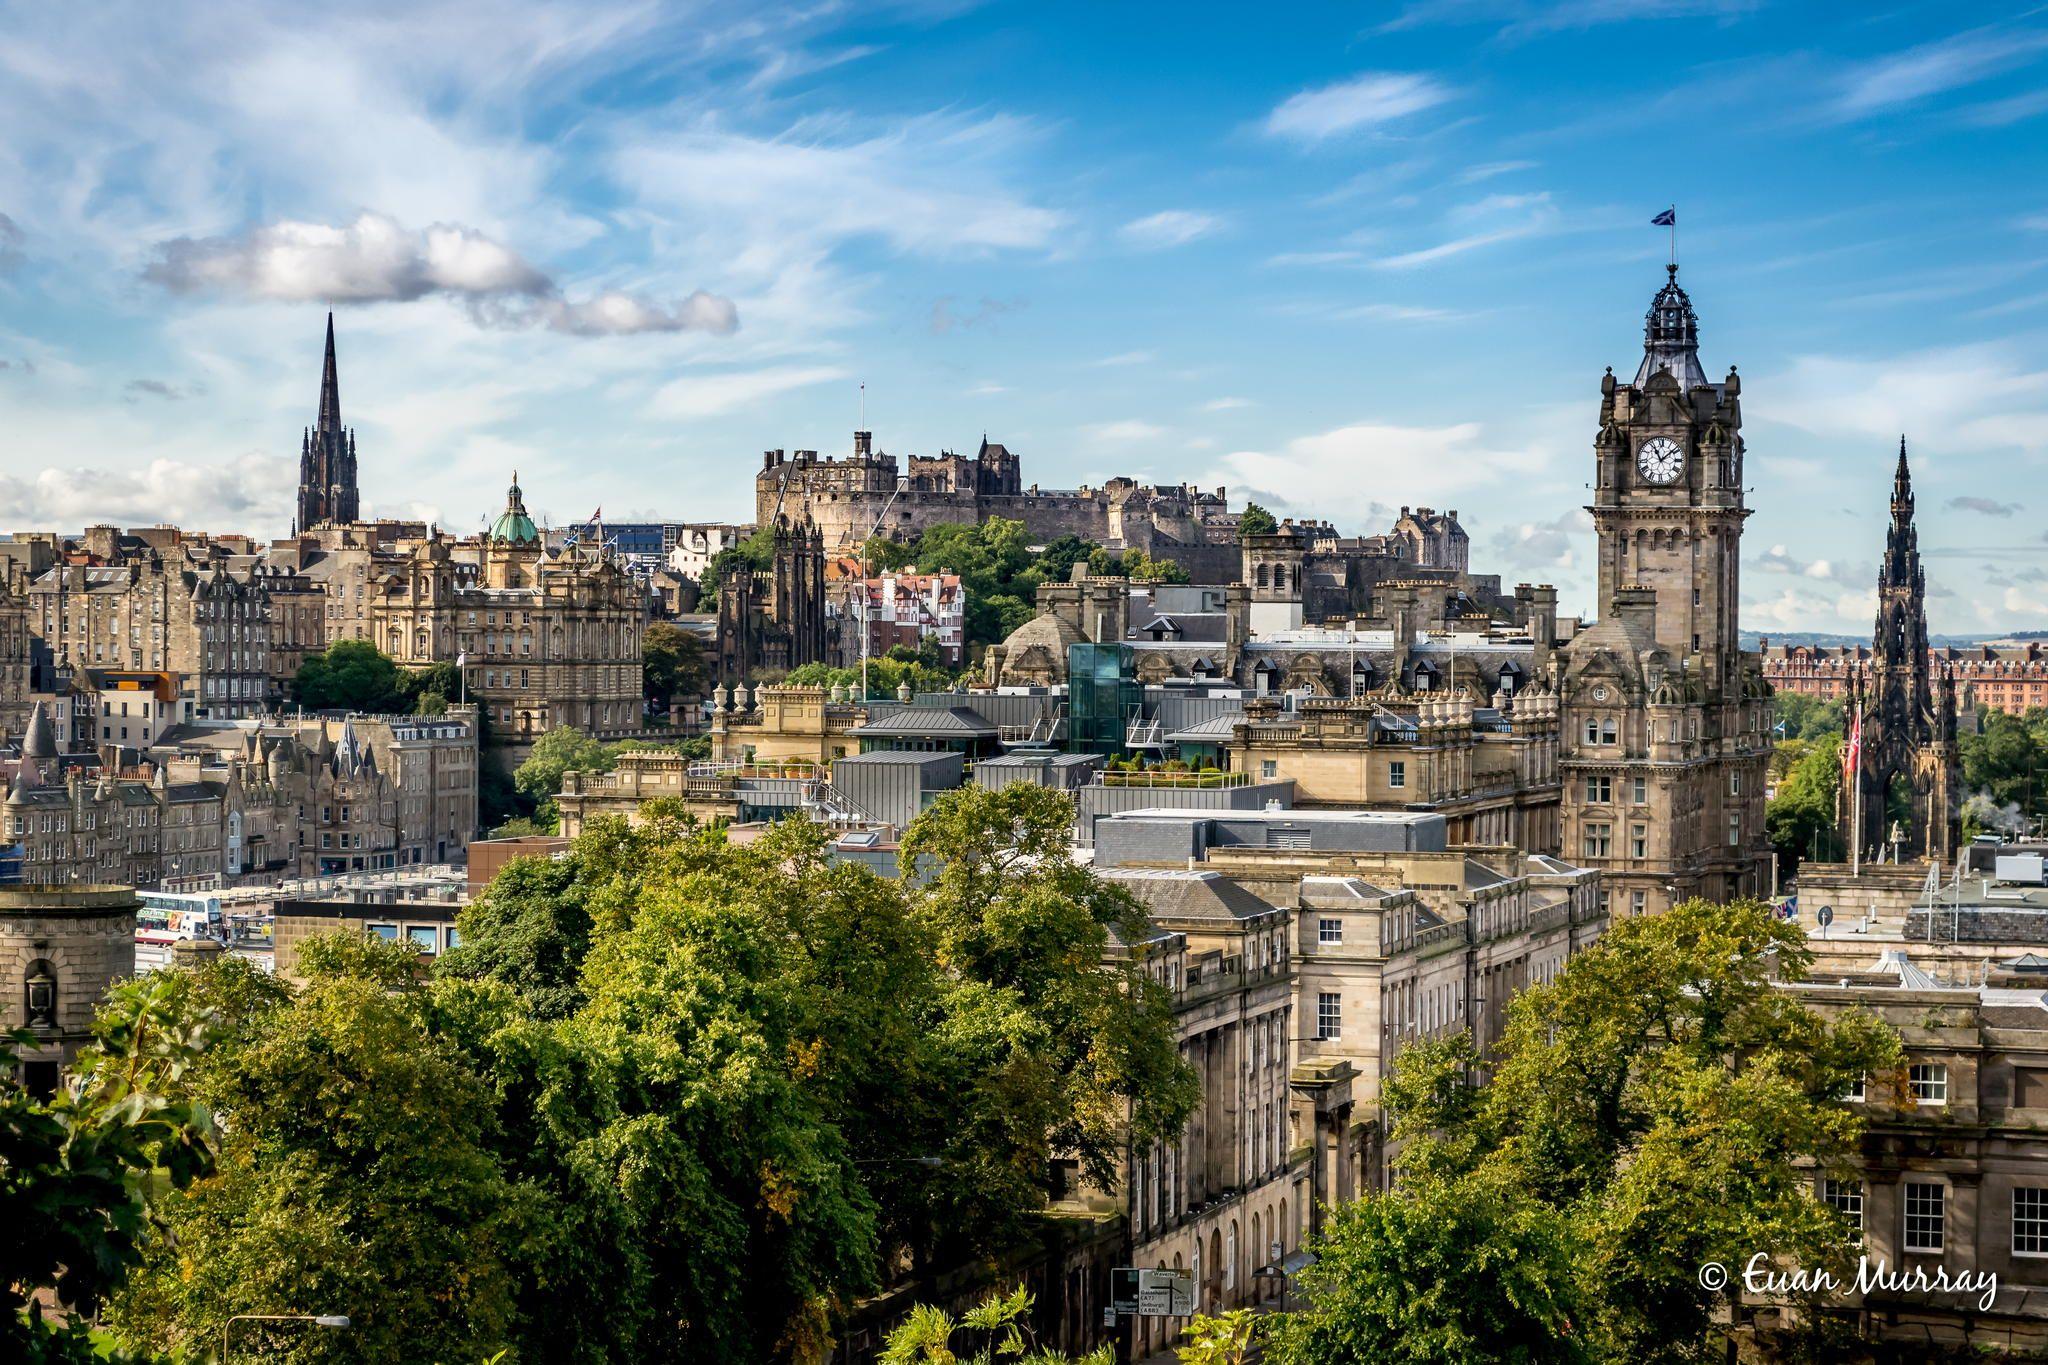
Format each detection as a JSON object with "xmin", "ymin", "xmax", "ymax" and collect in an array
[
  {"xmin": 124, "ymin": 378, "xmax": 195, "ymax": 401},
  {"xmin": 1947, "ymin": 495, "xmax": 2021, "ymax": 517}
]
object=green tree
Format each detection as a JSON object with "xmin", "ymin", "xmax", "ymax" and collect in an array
[
  {"xmin": 1766, "ymin": 734, "xmax": 1843, "ymax": 873},
  {"xmin": 1237, "ymin": 503, "xmax": 1278, "ymax": 541},
  {"xmin": 882, "ymin": 1285, "xmax": 1111, "ymax": 1365},
  {"xmin": 1961, "ymin": 705, "xmax": 2048, "ymax": 813},
  {"xmin": 3, "ymin": 975, "xmax": 217, "ymax": 1365},
  {"xmin": 402, "ymin": 659, "xmax": 464, "ymax": 714},
  {"xmin": 642, "ymin": 621, "xmax": 708, "ymax": 706},
  {"xmin": 512, "ymin": 726, "xmax": 619, "ymax": 829},
  {"xmin": 1274, "ymin": 899, "xmax": 1899, "ymax": 1365},
  {"xmin": 292, "ymin": 640, "xmax": 408, "ymax": 712},
  {"xmin": 111, "ymin": 946, "xmax": 522, "ymax": 1365},
  {"xmin": 1772, "ymin": 691, "xmax": 1844, "ymax": 741},
  {"xmin": 1175, "ymin": 1310, "xmax": 1261, "ymax": 1365}
]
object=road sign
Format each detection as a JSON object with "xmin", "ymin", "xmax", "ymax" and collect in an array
[
  {"xmin": 1112, "ymin": 1268, "xmax": 1194, "ymax": 1318},
  {"xmin": 1816, "ymin": 905, "xmax": 1833, "ymax": 928}
]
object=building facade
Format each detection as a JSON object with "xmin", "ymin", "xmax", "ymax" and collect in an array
[
  {"xmin": 1765, "ymin": 642, "xmax": 2048, "ymax": 713},
  {"xmin": 371, "ymin": 477, "xmax": 645, "ymax": 747},
  {"xmin": 715, "ymin": 516, "xmax": 829, "ymax": 681},
  {"xmin": 1553, "ymin": 265, "xmax": 1774, "ymax": 915}
]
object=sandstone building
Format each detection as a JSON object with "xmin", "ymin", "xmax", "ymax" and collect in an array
[{"xmin": 1551, "ymin": 266, "xmax": 1774, "ymax": 915}]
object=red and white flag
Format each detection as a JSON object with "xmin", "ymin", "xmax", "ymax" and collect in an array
[{"xmin": 1842, "ymin": 708, "xmax": 1862, "ymax": 785}]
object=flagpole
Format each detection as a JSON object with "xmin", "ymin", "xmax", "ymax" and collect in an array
[{"xmin": 1668, "ymin": 205, "xmax": 1676, "ymax": 268}]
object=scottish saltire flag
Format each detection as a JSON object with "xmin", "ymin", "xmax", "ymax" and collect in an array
[{"xmin": 1652, "ymin": 208, "xmax": 1676, "ymax": 226}]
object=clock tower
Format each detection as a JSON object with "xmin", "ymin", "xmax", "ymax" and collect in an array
[{"xmin": 1553, "ymin": 264, "xmax": 1773, "ymax": 915}]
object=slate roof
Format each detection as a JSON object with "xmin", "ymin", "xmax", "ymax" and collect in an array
[
  {"xmin": 1101, "ymin": 868, "xmax": 1283, "ymax": 924},
  {"xmin": 849, "ymin": 706, "xmax": 997, "ymax": 739}
]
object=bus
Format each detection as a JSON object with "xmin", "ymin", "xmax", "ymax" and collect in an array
[{"xmin": 136, "ymin": 891, "xmax": 226, "ymax": 946}]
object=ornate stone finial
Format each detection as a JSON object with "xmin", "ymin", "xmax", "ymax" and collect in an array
[{"xmin": 897, "ymin": 680, "xmax": 913, "ymax": 703}]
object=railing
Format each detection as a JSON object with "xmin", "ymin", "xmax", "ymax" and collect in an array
[
  {"xmin": 1125, "ymin": 718, "xmax": 1165, "ymax": 748},
  {"xmin": 803, "ymin": 779, "xmax": 881, "ymax": 828},
  {"xmin": 1098, "ymin": 770, "xmax": 1250, "ymax": 789}
]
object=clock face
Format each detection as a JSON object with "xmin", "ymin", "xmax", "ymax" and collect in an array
[{"xmin": 1637, "ymin": 436, "xmax": 1685, "ymax": 485}]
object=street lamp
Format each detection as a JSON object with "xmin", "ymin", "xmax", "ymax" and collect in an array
[{"xmin": 222, "ymin": 1313, "xmax": 350, "ymax": 1360}]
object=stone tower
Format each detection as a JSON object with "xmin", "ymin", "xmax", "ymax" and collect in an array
[
  {"xmin": 1554, "ymin": 264, "xmax": 1774, "ymax": 916},
  {"xmin": 1840, "ymin": 441, "xmax": 1961, "ymax": 864},
  {"xmin": 1, "ymin": 885, "xmax": 139, "ymax": 1098},
  {"xmin": 295, "ymin": 313, "xmax": 360, "ymax": 531}
]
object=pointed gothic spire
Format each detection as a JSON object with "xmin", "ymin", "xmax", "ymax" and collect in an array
[
  {"xmin": 1892, "ymin": 435, "xmax": 1914, "ymax": 514},
  {"xmin": 318, "ymin": 311, "xmax": 342, "ymax": 433}
]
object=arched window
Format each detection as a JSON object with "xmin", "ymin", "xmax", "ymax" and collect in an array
[
  {"xmin": 1255, "ymin": 563, "xmax": 1269, "ymax": 588},
  {"xmin": 1225, "ymin": 1221, "xmax": 1238, "ymax": 1291}
]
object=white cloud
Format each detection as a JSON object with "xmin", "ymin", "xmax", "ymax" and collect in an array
[
  {"xmin": 1827, "ymin": 26, "xmax": 2048, "ymax": 122},
  {"xmin": 1093, "ymin": 350, "xmax": 1155, "ymax": 368},
  {"xmin": 649, "ymin": 364, "xmax": 847, "ymax": 419},
  {"xmin": 1372, "ymin": 192, "xmax": 1559, "ymax": 269},
  {"xmin": 1086, "ymin": 419, "xmax": 1167, "ymax": 442},
  {"xmin": 1264, "ymin": 72, "xmax": 1453, "ymax": 142},
  {"xmin": 1488, "ymin": 508, "xmax": 1590, "ymax": 573},
  {"xmin": 1762, "ymin": 344, "xmax": 2048, "ymax": 455},
  {"xmin": 145, "ymin": 213, "xmax": 549, "ymax": 302},
  {"xmin": 1119, "ymin": 210, "xmax": 1221, "ymax": 250},
  {"xmin": 1201, "ymin": 396, "xmax": 1253, "ymax": 412},
  {"xmin": 0, "ymin": 454, "xmax": 297, "ymax": 529},
  {"xmin": 144, "ymin": 212, "xmax": 738, "ymax": 336},
  {"xmin": 1206, "ymin": 418, "xmax": 1559, "ymax": 529}
]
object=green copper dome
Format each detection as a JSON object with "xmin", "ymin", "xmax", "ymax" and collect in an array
[{"xmin": 489, "ymin": 471, "xmax": 541, "ymax": 544}]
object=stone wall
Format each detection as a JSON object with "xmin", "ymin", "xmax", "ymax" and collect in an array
[{"xmin": 0, "ymin": 885, "xmax": 139, "ymax": 1069}]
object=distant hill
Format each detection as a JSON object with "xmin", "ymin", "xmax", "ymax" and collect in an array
[{"xmin": 1741, "ymin": 630, "xmax": 2019, "ymax": 650}]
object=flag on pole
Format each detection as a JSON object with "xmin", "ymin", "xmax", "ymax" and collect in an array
[
  {"xmin": 1842, "ymin": 707, "xmax": 1862, "ymax": 785},
  {"xmin": 1651, "ymin": 208, "xmax": 1676, "ymax": 226}
]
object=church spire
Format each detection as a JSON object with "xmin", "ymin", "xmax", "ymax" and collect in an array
[{"xmin": 318, "ymin": 311, "xmax": 342, "ymax": 433}]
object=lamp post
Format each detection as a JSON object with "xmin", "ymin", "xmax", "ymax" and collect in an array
[{"xmin": 222, "ymin": 1313, "xmax": 350, "ymax": 1360}]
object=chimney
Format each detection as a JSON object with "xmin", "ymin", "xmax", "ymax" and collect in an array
[{"xmin": 1612, "ymin": 585, "xmax": 1658, "ymax": 638}]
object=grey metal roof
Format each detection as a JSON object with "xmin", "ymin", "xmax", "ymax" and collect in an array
[
  {"xmin": 976, "ymin": 751, "xmax": 1101, "ymax": 769},
  {"xmin": 832, "ymin": 749, "xmax": 967, "ymax": 770},
  {"xmin": 1164, "ymin": 712, "xmax": 1244, "ymax": 742},
  {"xmin": 1103, "ymin": 868, "xmax": 1283, "ymax": 924},
  {"xmin": 849, "ymin": 706, "xmax": 997, "ymax": 738}
]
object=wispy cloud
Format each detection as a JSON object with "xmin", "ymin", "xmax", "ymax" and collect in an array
[
  {"xmin": 649, "ymin": 364, "xmax": 846, "ymax": 419},
  {"xmin": 1093, "ymin": 350, "xmax": 1155, "ymax": 368},
  {"xmin": 1087, "ymin": 419, "xmax": 1166, "ymax": 442},
  {"xmin": 1380, "ymin": 0, "xmax": 1761, "ymax": 37},
  {"xmin": 1264, "ymin": 72, "xmax": 1453, "ymax": 142},
  {"xmin": 1825, "ymin": 25, "xmax": 2048, "ymax": 123},
  {"xmin": 1372, "ymin": 192, "xmax": 1559, "ymax": 268},
  {"xmin": 0, "ymin": 214, "xmax": 23, "ymax": 274},
  {"xmin": 1119, "ymin": 210, "xmax": 1222, "ymax": 250},
  {"xmin": 1201, "ymin": 396, "xmax": 1253, "ymax": 412},
  {"xmin": 1457, "ymin": 159, "xmax": 1538, "ymax": 183}
]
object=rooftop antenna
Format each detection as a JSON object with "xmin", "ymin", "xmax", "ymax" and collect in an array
[{"xmin": 859, "ymin": 383, "xmax": 866, "ymax": 429}]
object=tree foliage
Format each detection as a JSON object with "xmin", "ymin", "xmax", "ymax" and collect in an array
[
  {"xmin": 1766, "ymin": 735, "xmax": 1842, "ymax": 873},
  {"xmin": 642, "ymin": 620, "xmax": 709, "ymax": 705},
  {"xmin": 292, "ymin": 640, "xmax": 465, "ymax": 716},
  {"xmin": 1771, "ymin": 691, "xmax": 1844, "ymax": 742},
  {"xmin": 3, "ymin": 975, "xmax": 218, "ymax": 1365},
  {"xmin": 1236, "ymin": 503, "xmax": 1278, "ymax": 541},
  {"xmin": 881, "ymin": 1285, "xmax": 1112, "ymax": 1365},
  {"xmin": 1270, "ymin": 899, "xmax": 1900, "ymax": 1365},
  {"xmin": 1961, "ymin": 704, "xmax": 2048, "ymax": 817}
]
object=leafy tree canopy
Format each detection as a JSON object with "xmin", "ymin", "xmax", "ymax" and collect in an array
[
  {"xmin": 1236, "ymin": 503, "xmax": 1278, "ymax": 541},
  {"xmin": 642, "ymin": 620, "xmax": 709, "ymax": 705},
  {"xmin": 1270, "ymin": 899, "xmax": 1900, "ymax": 1365}
]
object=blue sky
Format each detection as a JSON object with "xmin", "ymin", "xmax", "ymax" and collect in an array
[{"xmin": 1, "ymin": 0, "xmax": 2045, "ymax": 633}]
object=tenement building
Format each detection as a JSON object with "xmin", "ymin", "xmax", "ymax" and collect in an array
[
  {"xmin": 1839, "ymin": 443, "xmax": 1961, "ymax": 865},
  {"xmin": 1552, "ymin": 265, "xmax": 1774, "ymax": 914},
  {"xmin": 1765, "ymin": 641, "xmax": 2048, "ymax": 714}
]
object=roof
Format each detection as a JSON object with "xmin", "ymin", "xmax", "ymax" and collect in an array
[
  {"xmin": 1164, "ymin": 712, "xmax": 1244, "ymax": 743},
  {"xmin": 976, "ymin": 751, "xmax": 1102, "ymax": 769},
  {"xmin": 849, "ymin": 706, "xmax": 997, "ymax": 739},
  {"xmin": 832, "ymin": 749, "xmax": 967, "ymax": 770},
  {"xmin": 1102, "ymin": 868, "xmax": 1283, "ymax": 924}
]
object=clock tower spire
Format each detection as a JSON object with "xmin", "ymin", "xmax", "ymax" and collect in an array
[{"xmin": 1557, "ymin": 261, "xmax": 1773, "ymax": 915}]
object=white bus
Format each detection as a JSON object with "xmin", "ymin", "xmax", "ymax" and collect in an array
[{"xmin": 136, "ymin": 891, "xmax": 226, "ymax": 946}]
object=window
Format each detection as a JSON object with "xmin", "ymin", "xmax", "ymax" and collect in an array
[
  {"xmin": 1582, "ymin": 823, "xmax": 1612, "ymax": 859},
  {"xmin": 407, "ymin": 926, "xmax": 439, "ymax": 955},
  {"xmin": 1630, "ymin": 890, "xmax": 1647, "ymax": 916},
  {"xmin": 1388, "ymin": 760, "xmax": 1406, "ymax": 789},
  {"xmin": 1727, "ymin": 813, "xmax": 1742, "ymax": 846},
  {"xmin": 1585, "ymin": 776, "xmax": 1611, "ymax": 804},
  {"xmin": 1319, "ymin": 917, "xmax": 1342, "ymax": 945},
  {"xmin": 367, "ymin": 923, "xmax": 398, "ymax": 942},
  {"xmin": 1583, "ymin": 718, "xmax": 1602, "ymax": 745},
  {"xmin": 1603, "ymin": 718, "xmax": 1617, "ymax": 744},
  {"xmin": 1909, "ymin": 1063, "xmax": 1948, "ymax": 1105},
  {"xmin": 1260, "ymin": 760, "xmax": 1277, "ymax": 779},
  {"xmin": 1730, "ymin": 771, "xmax": 1743, "ymax": 796},
  {"xmin": 1822, "ymin": 1179, "xmax": 1864, "ymax": 1239},
  {"xmin": 1903, "ymin": 1182, "xmax": 1945, "ymax": 1253},
  {"xmin": 1632, "ymin": 776, "xmax": 1647, "ymax": 804},
  {"xmin": 1845, "ymin": 1074, "xmax": 1866, "ymax": 1103},
  {"xmin": 2015, "ymin": 1188, "xmax": 2048, "ymax": 1256},
  {"xmin": 1316, "ymin": 992, "xmax": 1342, "ymax": 1041},
  {"xmin": 1631, "ymin": 824, "xmax": 1648, "ymax": 859}
]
